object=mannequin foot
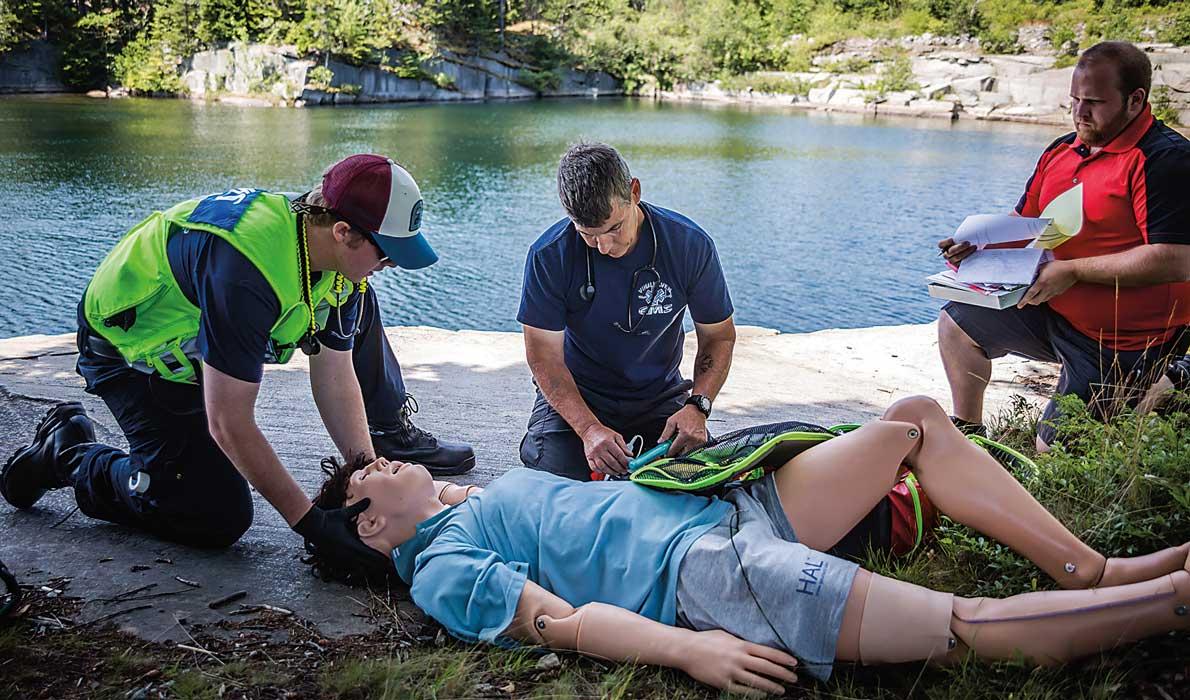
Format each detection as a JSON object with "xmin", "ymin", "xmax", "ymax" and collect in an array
[{"xmin": 1098, "ymin": 543, "xmax": 1190, "ymax": 588}]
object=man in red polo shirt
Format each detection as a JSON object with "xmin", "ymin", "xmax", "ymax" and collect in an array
[{"xmin": 937, "ymin": 41, "xmax": 1190, "ymax": 450}]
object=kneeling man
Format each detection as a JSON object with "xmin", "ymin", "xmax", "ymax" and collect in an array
[{"xmin": 517, "ymin": 143, "xmax": 736, "ymax": 479}]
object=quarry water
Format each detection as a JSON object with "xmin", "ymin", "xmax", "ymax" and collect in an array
[{"xmin": 0, "ymin": 94, "xmax": 1062, "ymax": 339}]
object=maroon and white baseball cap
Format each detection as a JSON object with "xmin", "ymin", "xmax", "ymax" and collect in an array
[{"xmin": 322, "ymin": 154, "xmax": 438, "ymax": 270}]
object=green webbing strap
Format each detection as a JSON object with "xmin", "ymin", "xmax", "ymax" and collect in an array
[
  {"xmin": 902, "ymin": 472, "xmax": 924, "ymax": 550},
  {"xmin": 966, "ymin": 434, "xmax": 1039, "ymax": 473}
]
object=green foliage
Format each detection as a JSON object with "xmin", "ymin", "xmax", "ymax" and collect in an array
[
  {"xmin": 1160, "ymin": 5, "xmax": 1190, "ymax": 45},
  {"xmin": 872, "ymin": 51, "xmax": 917, "ymax": 92},
  {"xmin": 3, "ymin": 0, "xmax": 1189, "ymax": 99},
  {"xmin": 0, "ymin": 2, "xmax": 21, "ymax": 53},
  {"xmin": 926, "ymin": 0, "xmax": 984, "ymax": 36},
  {"xmin": 515, "ymin": 67, "xmax": 559, "ymax": 93},
  {"xmin": 433, "ymin": 71, "xmax": 456, "ymax": 89},
  {"xmin": 59, "ymin": 9, "xmax": 128, "ymax": 88},
  {"xmin": 306, "ymin": 64, "xmax": 334, "ymax": 89},
  {"xmin": 1151, "ymin": 85, "xmax": 1181, "ymax": 126},
  {"xmin": 418, "ymin": 0, "xmax": 501, "ymax": 50},
  {"xmin": 718, "ymin": 72, "xmax": 820, "ymax": 94},
  {"xmin": 826, "ymin": 54, "xmax": 873, "ymax": 73},
  {"xmin": 112, "ymin": 32, "xmax": 184, "ymax": 93}
]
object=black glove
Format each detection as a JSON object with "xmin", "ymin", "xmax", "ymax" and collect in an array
[
  {"xmin": 0, "ymin": 557, "xmax": 20, "ymax": 619},
  {"xmin": 293, "ymin": 500, "xmax": 394, "ymax": 583}
]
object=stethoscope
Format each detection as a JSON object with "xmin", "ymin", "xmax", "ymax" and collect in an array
[{"xmin": 578, "ymin": 203, "xmax": 661, "ymax": 336}]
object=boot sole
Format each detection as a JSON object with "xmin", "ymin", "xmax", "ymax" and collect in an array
[{"xmin": 425, "ymin": 454, "xmax": 477, "ymax": 477}]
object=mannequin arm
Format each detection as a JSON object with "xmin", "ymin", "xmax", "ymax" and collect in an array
[
  {"xmin": 434, "ymin": 481, "xmax": 481, "ymax": 505},
  {"xmin": 504, "ymin": 580, "xmax": 798, "ymax": 695}
]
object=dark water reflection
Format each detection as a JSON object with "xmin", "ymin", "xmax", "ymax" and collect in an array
[{"xmin": 0, "ymin": 95, "xmax": 1062, "ymax": 338}]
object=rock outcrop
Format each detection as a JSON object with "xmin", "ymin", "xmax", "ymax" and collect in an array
[
  {"xmin": 667, "ymin": 38, "xmax": 1190, "ymax": 126},
  {"xmin": 0, "ymin": 40, "xmax": 65, "ymax": 94},
  {"xmin": 179, "ymin": 42, "xmax": 622, "ymax": 106}
]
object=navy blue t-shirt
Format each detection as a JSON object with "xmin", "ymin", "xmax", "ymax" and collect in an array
[
  {"xmin": 517, "ymin": 202, "xmax": 733, "ymax": 413},
  {"xmin": 79, "ymin": 229, "xmax": 361, "ymax": 385}
]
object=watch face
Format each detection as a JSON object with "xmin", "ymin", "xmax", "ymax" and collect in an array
[{"xmin": 689, "ymin": 395, "xmax": 711, "ymax": 415}]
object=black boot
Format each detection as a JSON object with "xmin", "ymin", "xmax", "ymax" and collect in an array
[
  {"xmin": 1, "ymin": 402, "xmax": 96, "ymax": 510},
  {"xmin": 370, "ymin": 395, "xmax": 475, "ymax": 476}
]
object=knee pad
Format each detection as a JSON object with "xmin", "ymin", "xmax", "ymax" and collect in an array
[{"xmin": 859, "ymin": 573, "xmax": 957, "ymax": 664}]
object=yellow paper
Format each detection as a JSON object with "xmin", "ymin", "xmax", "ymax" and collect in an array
[{"xmin": 1034, "ymin": 183, "xmax": 1083, "ymax": 249}]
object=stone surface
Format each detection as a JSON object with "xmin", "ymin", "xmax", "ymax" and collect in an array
[
  {"xmin": 177, "ymin": 43, "xmax": 622, "ymax": 106},
  {"xmin": 0, "ymin": 40, "xmax": 65, "ymax": 94},
  {"xmin": 0, "ymin": 323, "xmax": 1054, "ymax": 641}
]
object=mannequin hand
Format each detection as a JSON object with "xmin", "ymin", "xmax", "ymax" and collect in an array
[
  {"xmin": 660, "ymin": 405, "xmax": 708, "ymax": 457},
  {"xmin": 292, "ymin": 500, "xmax": 393, "ymax": 580},
  {"xmin": 680, "ymin": 629, "xmax": 799, "ymax": 695},
  {"xmin": 581, "ymin": 424, "xmax": 632, "ymax": 477},
  {"xmin": 937, "ymin": 237, "xmax": 975, "ymax": 266},
  {"xmin": 1018, "ymin": 259, "xmax": 1077, "ymax": 308}
]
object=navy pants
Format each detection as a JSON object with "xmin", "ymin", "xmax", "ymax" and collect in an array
[
  {"xmin": 72, "ymin": 286, "xmax": 407, "ymax": 547},
  {"xmin": 519, "ymin": 389, "xmax": 687, "ymax": 481},
  {"xmin": 944, "ymin": 302, "xmax": 1189, "ymax": 443}
]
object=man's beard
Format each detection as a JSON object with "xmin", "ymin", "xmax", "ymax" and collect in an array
[{"xmin": 1075, "ymin": 111, "xmax": 1130, "ymax": 147}]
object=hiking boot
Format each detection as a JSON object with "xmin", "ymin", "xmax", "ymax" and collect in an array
[
  {"xmin": 949, "ymin": 415, "xmax": 988, "ymax": 437},
  {"xmin": 1, "ymin": 403, "xmax": 96, "ymax": 510},
  {"xmin": 370, "ymin": 395, "xmax": 475, "ymax": 477}
]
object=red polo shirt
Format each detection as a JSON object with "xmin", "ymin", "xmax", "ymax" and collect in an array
[{"xmin": 1016, "ymin": 104, "xmax": 1190, "ymax": 351}]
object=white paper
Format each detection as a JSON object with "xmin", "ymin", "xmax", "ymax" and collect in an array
[
  {"xmin": 955, "ymin": 248, "xmax": 1047, "ymax": 286},
  {"xmin": 953, "ymin": 214, "xmax": 1053, "ymax": 249}
]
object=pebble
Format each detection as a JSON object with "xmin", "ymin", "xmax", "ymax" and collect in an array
[{"xmin": 535, "ymin": 652, "xmax": 561, "ymax": 671}]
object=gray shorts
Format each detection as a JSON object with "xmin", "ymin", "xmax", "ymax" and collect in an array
[
  {"xmin": 943, "ymin": 302, "xmax": 1188, "ymax": 443},
  {"xmin": 675, "ymin": 475, "xmax": 859, "ymax": 681}
]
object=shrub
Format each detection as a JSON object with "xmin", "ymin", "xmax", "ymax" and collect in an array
[
  {"xmin": 112, "ymin": 33, "xmax": 184, "ymax": 94},
  {"xmin": 873, "ymin": 51, "xmax": 917, "ymax": 92},
  {"xmin": 718, "ymin": 72, "xmax": 819, "ymax": 94},
  {"xmin": 978, "ymin": 27, "xmax": 1022, "ymax": 54},
  {"xmin": 306, "ymin": 65, "xmax": 334, "ymax": 90},
  {"xmin": 59, "ymin": 10, "xmax": 127, "ymax": 89},
  {"xmin": 433, "ymin": 71, "xmax": 456, "ymax": 89},
  {"xmin": 826, "ymin": 55, "xmax": 874, "ymax": 74},
  {"xmin": 1158, "ymin": 5, "xmax": 1190, "ymax": 46},
  {"xmin": 1151, "ymin": 85, "xmax": 1182, "ymax": 125},
  {"xmin": 515, "ymin": 68, "xmax": 561, "ymax": 94}
]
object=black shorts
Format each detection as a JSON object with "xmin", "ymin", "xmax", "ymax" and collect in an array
[{"xmin": 943, "ymin": 302, "xmax": 1189, "ymax": 443}]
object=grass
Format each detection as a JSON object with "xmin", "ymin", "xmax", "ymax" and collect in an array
[{"xmin": 4, "ymin": 398, "xmax": 1188, "ymax": 699}]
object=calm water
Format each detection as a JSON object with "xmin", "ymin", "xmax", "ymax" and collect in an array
[{"xmin": 0, "ymin": 95, "xmax": 1064, "ymax": 339}]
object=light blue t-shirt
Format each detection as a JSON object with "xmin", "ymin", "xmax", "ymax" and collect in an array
[{"xmin": 392, "ymin": 469, "xmax": 732, "ymax": 645}]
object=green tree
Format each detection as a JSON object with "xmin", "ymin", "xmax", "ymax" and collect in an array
[
  {"xmin": 59, "ymin": 9, "xmax": 127, "ymax": 88},
  {"xmin": 0, "ymin": 2, "xmax": 22, "ymax": 52},
  {"xmin": 113, "ymin": 30, "xmax": 184, "ymax": 93}
]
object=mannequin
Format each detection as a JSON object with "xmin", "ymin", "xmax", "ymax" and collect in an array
[{"xmin": 308, "ymin": 395, "xmax": 1189, "ymax": 695}]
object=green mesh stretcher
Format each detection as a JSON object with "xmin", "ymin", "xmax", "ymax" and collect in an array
[{"xmin": 629, "ymin": 420, "xmax": 1037, "ymax": 495}]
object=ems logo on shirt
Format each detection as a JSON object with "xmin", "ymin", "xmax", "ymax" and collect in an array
[
  {"xmin": 189, "ymin": 188, "xmax": 264, "ymax": 231},
  {"xmin": 636, "ymin": 280, "xmax": 674, "ymax": 317}
]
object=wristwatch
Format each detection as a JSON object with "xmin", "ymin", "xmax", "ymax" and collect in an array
[{"xmin": 685, "ymin": 394, "xmax": 712, "ymax": 418}]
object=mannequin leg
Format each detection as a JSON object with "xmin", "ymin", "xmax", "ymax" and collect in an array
[
  {"xmin": 883, "ymin": 395, "xmax": 1188, "ymax": 589},
  {"xmin": 773, "ymin": 421, "xmax": 918, "ymax": 551},
  {"xmin": 835, "ymin": 555, "xmax": 1190, "ymax": 666}
]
